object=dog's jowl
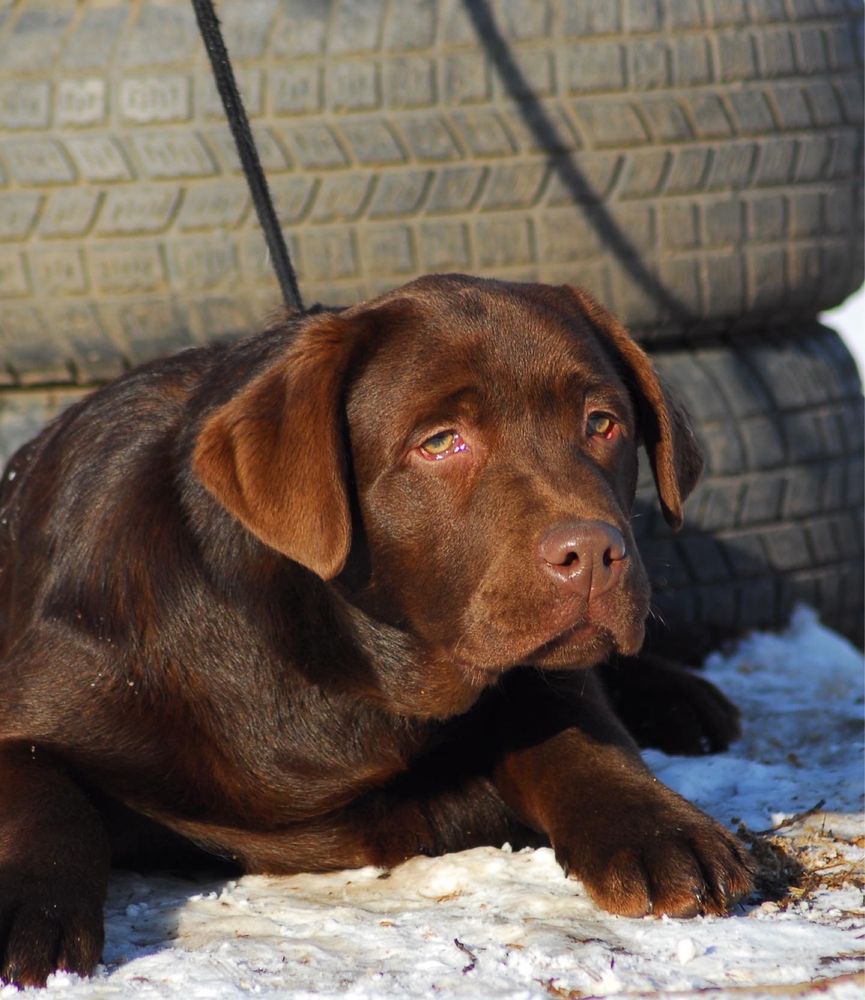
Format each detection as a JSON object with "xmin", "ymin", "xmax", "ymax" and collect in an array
[{"xmin": 0, "ymin": 276, "xmax": 753, "ymax": 987}]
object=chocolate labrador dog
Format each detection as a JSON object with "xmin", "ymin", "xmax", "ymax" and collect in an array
[{"xmin": 0, "ymin": 275, "xmax": 752, "ymax": 987}]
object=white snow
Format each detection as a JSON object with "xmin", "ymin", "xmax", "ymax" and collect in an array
[
  {"xmin": 824, "ymin": 283, "xmax": 865, "ymax": 380},
  {"xmin": 13, "ymin": 606, "xmax": 864, "ymax": 999}
]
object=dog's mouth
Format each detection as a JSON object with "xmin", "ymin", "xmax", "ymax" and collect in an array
[
  {"xmin": 525, "ymin": 577, "xmax": 651, "ymax": 668},
  {"xmin": 536, "ymin": 619, "xmax": 601, "ymax": 653},
  {"xmin": 454, "ymin": 589, "xmax": 649, "ymax": 674},
  {"xmin": 524, "ymin": 617, "xmax": 617, "ymax": 669},
  {"xmin": 452, "ymin": 614, "xmax": 619, "ymax": 677}
]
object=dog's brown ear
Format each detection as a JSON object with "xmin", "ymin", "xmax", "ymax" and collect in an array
[
  {"xmin": 565, "ymin": 286, "xmax": 703, "ymax": 530},
  {"xmin": 193, "ymin": 311, "xmax": 369, "ymax": 579}
]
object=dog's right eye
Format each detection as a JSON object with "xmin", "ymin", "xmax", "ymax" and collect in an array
[
  {"xmin": 423, "ymin": 431, "xmax": 454, "ymax": 454},
  {"xmin": 418, "ymin": 430, "xmax": 467, "ymax": 461}
]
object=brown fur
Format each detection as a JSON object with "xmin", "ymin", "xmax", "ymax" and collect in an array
[{"xmin": 0, "ymin": 276, "xmax": 752, "ymax": 987}]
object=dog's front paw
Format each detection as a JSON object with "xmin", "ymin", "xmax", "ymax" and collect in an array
[
  {"xmin": 600, "ymin": 656, "xmax": 741, "ymax": 756},
  {"xmin": 554, "ymin": 783, "xmax": 754, "ymax": 918},
  {"xmin": 0, "ymin": 872, "xmax": 104, "ymax": 988}
]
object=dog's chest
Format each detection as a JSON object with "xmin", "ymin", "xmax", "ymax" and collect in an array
[{"xmin": 171, "ymin": 692, "xmax": 437, "ymax": 823}]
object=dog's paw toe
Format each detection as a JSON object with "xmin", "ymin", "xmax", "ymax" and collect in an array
[
  {"xmin": 0, "ymin": 884, "xmax": 103, "ymax": 988},
  {"xmin": 557, "ymin": 805, "xmax": 754, "ymax": 919}
]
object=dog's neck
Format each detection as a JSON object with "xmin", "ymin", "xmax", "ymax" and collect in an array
[
  {"xmin": 324, "ymin": 583, "xmax": 493, "ymax": 720},
  {"xmin": 184, "ymin": 491, "xmax": 492, "ymax": 720}
]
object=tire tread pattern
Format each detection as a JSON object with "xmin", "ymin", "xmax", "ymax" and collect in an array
[
  {"xmin": 635, "ymin": 323, "xmax": 864, "ymax": 651},
  {"xmin": 0, "ymin": 0, "xmax": 862, "ymax": 383}
]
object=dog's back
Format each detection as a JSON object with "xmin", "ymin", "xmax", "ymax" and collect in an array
[{"xmin": 0, "ymin": 353, "xmax": 203, "ymax": 659}]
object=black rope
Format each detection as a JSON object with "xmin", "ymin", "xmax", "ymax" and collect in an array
[{"xmin": 191, "ymin": 0, "xmax": 304, "ymax": 313}]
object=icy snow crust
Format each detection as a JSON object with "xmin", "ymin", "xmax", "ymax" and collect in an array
[{"xmin": 20, "ymin": 608, "xmax": 864, "ymax": 999}]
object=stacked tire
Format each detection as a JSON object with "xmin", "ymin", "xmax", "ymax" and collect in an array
[
  {"xmin": 639, "ymin": 325, "xmax": 863, "ymax": 653},
  {"xmin": 0, "ymin": 1, "xmax": 861, "ymax": 645}
]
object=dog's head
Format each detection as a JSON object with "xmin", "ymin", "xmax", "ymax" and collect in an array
[{"xmin": 194, "ymin": 275, "xmax": 701, "ymax": 677}]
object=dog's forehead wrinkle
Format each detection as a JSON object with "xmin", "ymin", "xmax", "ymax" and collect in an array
[{"xmin": 350, "ymin": 308, "xmax": 631, "ymax": 446}]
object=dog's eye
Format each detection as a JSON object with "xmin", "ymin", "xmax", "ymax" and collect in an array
[
  {"xmin": 586, "ymin": 412, "xmax": 616, "ymax": 439},
  {"xmin": 421, "ymin": 431, "xmax": 455, "ymax": 456},
  {"xmin": 418, "ymin": 430, "xmax": 466, "ymax": 460}
]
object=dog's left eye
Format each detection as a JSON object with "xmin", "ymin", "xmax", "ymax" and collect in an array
[{"xmin": 586, "ymin": 412, "xmax": 617, "ymax": 439}]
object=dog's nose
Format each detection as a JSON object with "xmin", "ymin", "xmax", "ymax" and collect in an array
[{"xmin": 538, "ymin": 520, "xmax": 628, "ymax": 599}]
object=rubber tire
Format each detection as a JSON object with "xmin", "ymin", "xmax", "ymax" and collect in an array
[
  {"xmin": 635, "ymin": 323, "xmax": 864, "ymax": 655},
  {"xmin": 0, "ymin": 0, "xmax": 862, "ymax": 386}
]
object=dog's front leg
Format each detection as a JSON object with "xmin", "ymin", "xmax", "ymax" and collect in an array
[
  {"xmin": 0, "ymin": 742, "xmax": 109, "ymax": 987},
  {"xmin": 492, "ymin": 669, "xmax": 753, "ymax": 918}
]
